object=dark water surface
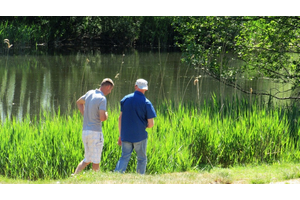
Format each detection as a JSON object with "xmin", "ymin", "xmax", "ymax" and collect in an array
[{"xmin": 0, "ymin": 48, "xmax": 291, "ymax": 121}]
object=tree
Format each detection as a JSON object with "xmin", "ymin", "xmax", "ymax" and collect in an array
[
  {"xmin": 138, "ymin": 16, "xmax": 175, "ymax": 47},
  {"xmin": 172, "ymin": 16, "xmax": 300, "ymax": 100}
]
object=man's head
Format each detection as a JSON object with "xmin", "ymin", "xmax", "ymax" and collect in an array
[
  {"xmin": 100, "ymin": 78, "xmax": 114, "ymax": 95},
  {"xmin": 135, "ymin": 79, "xmax": 148, "ymax": 93}
]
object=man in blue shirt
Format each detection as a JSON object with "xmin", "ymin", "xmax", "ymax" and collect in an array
[{"xmin": 115, "ymin": 78, "xmax": 156, "ymax": 174}]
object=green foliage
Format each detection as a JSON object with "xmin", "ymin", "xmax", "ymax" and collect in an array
[
  {"xmin": 0, "ymin": 110, "xmax": 83, "ymax": 180},
  {"xmin": 0, "ymin": 16, "xmax": 175, "ymax": 48},
  {"xmin": 3, "ymin": 16, "xmax": 300, "ymax": 96},
  {"xmin": 172, "ymin": 16, "xmax": 242, "ymax": 83},
  {"xmin": 138, "ymin": 16, "xmax": 175, "ymax": 47},
  {"xmin": 172, "ymin": 16, "xmax": 300, "ymax": 99},
  {"xmin": 1, "ymin": 17, "xmax": 49, "ymax": 45},
  {"xmin": 235, "ymin": 17, "xmax": 300, "ymax": 88},
  {"xmin": 99, "ymin": 16, "xmax": 142, "ymax": 46},
  {"xmin": 1, "ymin": 98, "xmax": 300, "ymax": 180}
]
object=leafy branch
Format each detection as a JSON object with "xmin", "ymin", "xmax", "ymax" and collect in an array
[{"xmin": 173, "ymin": 16, "xmax": 300, "ymax": 100}]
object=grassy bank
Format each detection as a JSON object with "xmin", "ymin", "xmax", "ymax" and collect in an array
[
  {"xmin": 1, "ymin": 162, "xmax": 300, "ymax": 184},
  {"xmin": 1, "ymin": 99, "xmax": 300, "ymax": 180}
]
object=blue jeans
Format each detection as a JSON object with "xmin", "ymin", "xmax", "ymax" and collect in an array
[{"xmin": 115, "ymin": 139, "xmax": 147, "ymax": 174}]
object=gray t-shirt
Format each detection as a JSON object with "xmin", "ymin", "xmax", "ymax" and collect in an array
[{"xmin": 80, "ymin": 89, "xmax": 107, "ymax": 132}]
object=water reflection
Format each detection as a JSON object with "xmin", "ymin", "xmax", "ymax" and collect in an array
[
  {"xmin": 40, "ymin": 69, "xmax": 52, "ymax": 112},
  {"xmin": 6, "ymin": 69, "xmax": 15, "ymax": 120},
  {"xmin": 0, "ymin": 49, "xmax": 292, "ymax": 121},
  {"xmin": 0, "ymin": 70, "xmax": 7, "ymax": 121},
  {"xmin": 17, "ymin": 68, "xmax": 28, "ymax": 120}
]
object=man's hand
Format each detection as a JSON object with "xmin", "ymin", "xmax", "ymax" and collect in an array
[
  {"xmin": 147, "ymin": 118, "xmax": 154, "ymax": 128},
  {"xmin": 76, "ymin": 98, "xmax": 85, "ymax": 115},
  {"xmin": 117, "ymin": 137, "xmax": 122, "ymax": 146},
  {"xmin": 99, "ymin": 110, "xmax": 108, "ymax": 122}
]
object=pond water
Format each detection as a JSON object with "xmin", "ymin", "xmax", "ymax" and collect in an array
[{"xmin": 0, "ymin": 47, "xmax": 291, "ymax": 121}]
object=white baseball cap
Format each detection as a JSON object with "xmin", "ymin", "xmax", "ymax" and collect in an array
[{"xmin": 135, "ymin": 79, "xmax": 148, "ymax": 90}]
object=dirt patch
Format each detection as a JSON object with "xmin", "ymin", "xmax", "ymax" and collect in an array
[{"xmin": 271, "ymin": 178, "xmax": 300, "ymax": 184}]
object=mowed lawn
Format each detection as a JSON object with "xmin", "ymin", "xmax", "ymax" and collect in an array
[{"xmin": 1, "ymin": 162, "xmax": 300, "ymax": 184}]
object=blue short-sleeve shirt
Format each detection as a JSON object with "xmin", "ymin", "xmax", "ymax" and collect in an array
[{"xmin": 120, "ymin": 91, "xmax": 156, "ymax": 143}]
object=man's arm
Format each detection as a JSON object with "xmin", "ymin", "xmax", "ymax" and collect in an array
[
  {"xmin": 99, "ymin": 110, "xmax": 108, "ymax": 122},
  {"xmin": 117, "ymin": 112, "xmax": 122, "ymax": 146},
  {"xmin": 147, "ymin": 118, "xmax": 154, "ymax": 128},
  {"xmin": 76, "ymin": 98, "xmax": 85, "ymax": 115}
]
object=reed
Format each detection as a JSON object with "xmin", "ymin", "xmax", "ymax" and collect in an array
[{"xmin": 1, "ymin": 97, "xmax": 300, "ymax": 180}]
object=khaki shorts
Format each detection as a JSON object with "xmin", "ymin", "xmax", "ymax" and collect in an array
[{"xmin": 82, "ymin": 130, "xmax": 104, "ymax": 164}]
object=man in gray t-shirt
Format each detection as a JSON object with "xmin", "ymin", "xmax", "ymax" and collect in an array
[
  {"xmin": 73, "ymin": 78, "xmax": 114, "ymax": 175},
  {"xmin": 81, "ymin": 89, "xmax": 107, "ymax": 132}
]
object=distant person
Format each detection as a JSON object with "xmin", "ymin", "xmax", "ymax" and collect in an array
[
  {"xmin": 115, "ymin": 78, "xmax": 156, "ymax": 174},
  {"xmin": 73, "ymin": 78, "xmax": 114, "ymax": 175}
]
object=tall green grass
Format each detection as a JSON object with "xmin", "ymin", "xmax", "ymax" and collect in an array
[
  {"xmin": 1, "ymin": 97, "xmax": 300, "ymax": 180},
  {"xmin": 0, "ymin": 109, "xmax": 83, "ymax": 180}
]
